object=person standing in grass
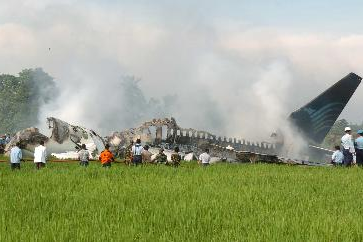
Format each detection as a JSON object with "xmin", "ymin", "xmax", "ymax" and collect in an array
[
  {"xmin": 170, "ymin": 146, "xmax": 181, "ymax": 167},
  {"xmin": 124, "ymin": 140, "xmax": 133, "ymax": 165},
  {"xmin": 99, "ymin": 144, "xmax": 114, "ymax": 168},
  {"xmin": 78, "ymin": 144, "xmax": 90, "ymax": 166},
  {"xmin": 155, "ymin": 148, "xmax": 167, "ymax": 164},
  {"xmin": 10, "ymin": 142, "xmax": 23, "ymax": 170},
  {"xmin": 141, "ymin": 145, "xmax": 153, "ymax": 164},
  {"xmin": 355, "ymin": 130, "xmax": 363, "ymax": 166},
  {"xmin": 0, "ymin": 135, "xmax": 5, "ymax": 154},
  {"xmin": 331, "ymin": 146, "xmax": 343, "ymax": 166},
  {"xmin": 5, "ymin": 134, "xmax": 10, "ymax": 144},
  {"xmin": 341, "ymin": 127, "xmax": 355, "ymax": 166},
  {"xmin": 198, "ymin": 148, "xmax": 211, "ymax": 166},
  {"xmin": 34, "ymin": 140, "xmax": 47, "ymax": 169},
  {"xmin": 132, "ymin": 139, "xmax": 143, "ymax": 165}
]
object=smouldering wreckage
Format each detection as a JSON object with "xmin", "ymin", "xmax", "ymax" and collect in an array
[
  {"xmin": 5, "ymin": 116, "xmax": 278, "ymax": 163},
  {"xmin": 4, "ymin": 72, "xmax": 362, "ymax": 165}
]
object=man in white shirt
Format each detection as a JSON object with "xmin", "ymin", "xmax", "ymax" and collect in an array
[
  {"xmin": 331, "ymin": 145, "xmax": 343, "ymax": 166},
  {"xmin": 199, "ymin": 149, "xmax": 211, "ymax": 166},
  {"xmin": 34, "ymin": 141, "xmax": 47, "ymax": 169},
  {"xmin": 341, "ymin": 127, "xmax": 355, "ymax": 166},
  {"xmin": 132, "ymin": 139, "xmax": 144, "ymax": 165}
]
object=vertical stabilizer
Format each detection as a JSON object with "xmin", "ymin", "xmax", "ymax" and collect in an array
[{"xmin": 289, "ymin": 73, "xmax": 361, "ymax": 144}]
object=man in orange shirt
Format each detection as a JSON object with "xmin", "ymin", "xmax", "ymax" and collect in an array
[{"xmin": 99, "ymin": 144, "xmax": 114, "ymax": 168}]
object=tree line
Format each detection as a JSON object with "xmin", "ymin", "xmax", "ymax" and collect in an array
[{"xmin": 0, "ymin": 68, "xmax": 58, "ymax": 134}]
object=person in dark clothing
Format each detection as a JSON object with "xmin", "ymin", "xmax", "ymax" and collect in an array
[{"xmin": 355, "ymin": 130, "xmax": 363, "ymax": 166}]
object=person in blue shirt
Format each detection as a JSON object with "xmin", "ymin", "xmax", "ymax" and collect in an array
[
  {"xmin": 10, "ymin": 142, "xmax": 23, "ymax": 170},
  {"xmin": 331, "ymin": 146, "xmax": 343, "ymax": 166},
  {"xmin": 355, "ymin": 130, "xmax": 363, "ymax": 166}
]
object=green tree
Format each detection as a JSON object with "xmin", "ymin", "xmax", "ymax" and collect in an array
[
  {"xmin": 0, "ymin": 68, "xmax": 58, "ymax": 134},
  {"xmin": 322, "ymin": 119, "xmax": 363, "ymax": 149}
]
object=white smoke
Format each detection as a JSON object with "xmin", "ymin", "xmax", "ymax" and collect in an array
[{"xmin": 1, "ymin": 1, "xmax": 363, "ymax": 146}]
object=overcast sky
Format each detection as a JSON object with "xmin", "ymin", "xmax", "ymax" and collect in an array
[{"xmin": 1, "ymin": 0, "xmax": 363, "ymax": 139}]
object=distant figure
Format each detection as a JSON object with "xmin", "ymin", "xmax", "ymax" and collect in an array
[
  {"xmin": 5, "ymin": 134, "xmax": 10, "ymax": 144},
  {"xmin": 132, "ymin": 139, "xmax": 143, "ymax": 165},
  {"xmin": 199, "ymin": 148, "xmax": 211, "ymax": 166},
  {"xmin": 341, "ymin": 127, "xmax": 355, "ymax": 166},
  {"xmin": 155, "ymin": 148, "xmax": 167, "ymax": 164},
  {"xmin": 10, "ymin": 142, "xmax": 23, "ymax": 170},
  {"xmin": 141, "ymin": 145, "xmax": 153, "ymax": 164},
  {"xmin": 78, "ymin": 144, "xmax": 90, "ymax": 166},
  {"xmin": 124, "ymin": 140, "xmax": 134, "ymax": 165},
  {"xmin": 170, "ymin": 147, "xmax": 181, "ymax": 167},
  {"xmin": 34, "ymin": 141, "xmax": 47, "ymax": 169},
  {"xmin": 99, "ymin": 144, "xmax": 114, "ymax": 168},
  {"xmin": 331, "ymin": 145, "xmax": 343, "ymax": 166},
  {"xmin": 355, "ymin": 130, "xmax": 363, "ymax": 166},
  {"xmin": 0, "ymin": 136, "xmax": 4, "ymax": 145},
  {"xmin": 0, "ymin": 136, "xmax": 5, "ymax": 154}
]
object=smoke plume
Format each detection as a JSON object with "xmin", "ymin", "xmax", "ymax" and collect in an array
[{"xmin": 1, "ymin": 1, "xmax": 363, "ymax": 146}]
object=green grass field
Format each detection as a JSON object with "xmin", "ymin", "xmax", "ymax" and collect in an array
[{"xmin": 0, "ymin": 161, "xmax": 363, "ymax": 241}]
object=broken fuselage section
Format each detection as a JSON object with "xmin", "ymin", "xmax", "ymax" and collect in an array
[
  {"xmin": 5, "ymin": 117, "xmax": 105, "ymax": 159},
  {"xmin": 107, "ymin": 117, "xmax": 277, "ymax": 162}
]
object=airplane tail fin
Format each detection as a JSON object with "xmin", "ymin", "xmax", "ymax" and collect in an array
[{"xmin": 289, "ymin": 73, "xmax": 362, "ymax": 144}]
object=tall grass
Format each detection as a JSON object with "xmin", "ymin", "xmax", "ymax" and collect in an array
[{"xmin": 0, "ymin": 161, "xmax": 362, "ymax": 241}]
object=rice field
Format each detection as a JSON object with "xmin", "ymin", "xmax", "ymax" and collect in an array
[{"xmin": 0, "ymin": 160, "xmax": 363, "ymax": 241}]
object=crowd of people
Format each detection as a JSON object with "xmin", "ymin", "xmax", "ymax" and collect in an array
[
  {"xmin": 331, "ymin": 126, "xmax": 363, "ymax": 166},
  {"xmin": 7, "ymin": 126, "xmax": 363, "ymax": 170},
  {"xmin": 8, "ymin": 138, "xmax": 212, "ymax": 170}
]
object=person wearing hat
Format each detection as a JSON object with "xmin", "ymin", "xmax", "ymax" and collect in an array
[
  {"xmin": 355, "ymin": 130, "xmax": 363, "ymax": 166},
  {"xmin": 341, "ymin": 127, "xmax": 355, "ymax": 166}
]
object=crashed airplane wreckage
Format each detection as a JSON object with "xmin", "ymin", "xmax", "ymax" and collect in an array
[
  {"xmin": 4, "ymin": 72, "xmax": 362, "ymax": 165},
  {"xmin": 5, "ymin": 117, "xmax": 105, "ymax": 160},
  {"xmin": 107, "ymin": 117, "xmax": 278, "ymax": 163},
  {"xmin": 5, "ymin": 116, "xmax": 279, "ymax": 163}
]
